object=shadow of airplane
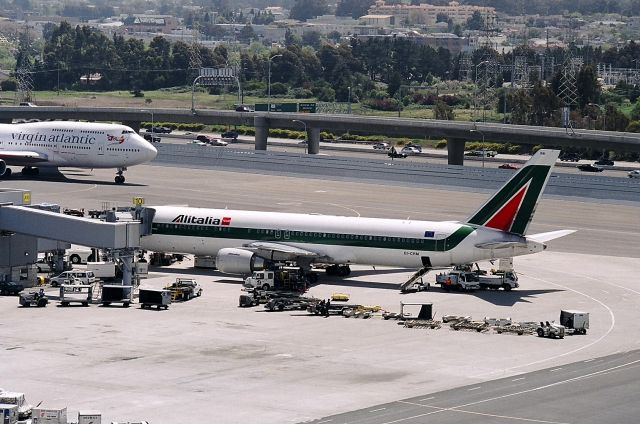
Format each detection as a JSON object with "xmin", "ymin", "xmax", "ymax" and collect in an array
[
  {"xmin": 9, "ymin": 168, "xmax": 147, "ymax": 187},
  {"xmin": 435, "ymin": 288, "xmax": 565, "ymax": 306}
]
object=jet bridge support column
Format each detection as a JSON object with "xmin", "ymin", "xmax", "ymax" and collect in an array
[
  {"xmin": 254, "ymin": 116, "xmax": 269, "ymax": 151},
  {"xmin": 447, "ymin": 138, "xmax": 465, "ymax": 165},
  {"xmin": 307, "ymin": 127, "xmax": 320, "ymax": 155},
  {"xmin": 118, "ymin": 250, "xmax": 135, "ymax": 286}
]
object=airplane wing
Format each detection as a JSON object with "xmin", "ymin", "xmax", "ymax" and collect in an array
[
  {"xmin": 242, "ymin": 241, "xmax": 322, "ymax": 262},
  {"xmin": 0, "ymin": 151, "xmax": 49, "ymax": 164},
  {"xmin": 526, "ymin": 230, "xmax": 576, "ymax": 243}
]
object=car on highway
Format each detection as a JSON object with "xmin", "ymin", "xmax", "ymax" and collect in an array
[
  {"xmin": 400, "ymin": 146, "xmax": 421, "ymax": 155},
  {"xmin": 208, "ymin": 138, "xmax": 228, "ymax": 146},
  {"xmin": 372, "ymin": 142, "xmax": 390, "ymax": 150},
  {"xmin": 577, "ymin": 163, "xmax": 604, "ymax": 172},
  {"xmin": 147, "ymin": 126, "xmax": 172, "ymax": 134},
  {"xmin": 404, "ymin": 143, "xmax": 423, "ymax": 152},
  {"xmin": 628, "ymin": 170, "xmax": 640, "ymax": 179},
  {"xmin": 143, "ymin": 133, "xmax": 161, "ymax": 143},
  {"xmin": 221, "ymin": 130, "xmax": 239, "ymax": 141},
  {"xmin": 594, "ymin": 158, "xmax": 614, "ymax": 166},
  {"xmin": 235, "ymin": 105, "xmax": 254, "ymax": 112},
  {"xmin": 498, "ymin": 163, "xmax": 519, "ymax": 170},
  {"xmin": 196, "ymin": 134, "xmax": 228, "ymax": 146},
  {"xmin": 464, "ymin": 150, "xmax": 498, "ymax": 157},
  {"xmin": 191, "ymin": 140, "xmax": 208, "ymax": 146},
  {"xmin": 559, "ymin": 152, "xmax": 580, "ymax": 162}
]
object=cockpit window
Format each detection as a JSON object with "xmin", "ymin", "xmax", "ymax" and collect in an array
[{"xmin": 122, "ymin": 130, "xmax": 135, "ymax": 134}]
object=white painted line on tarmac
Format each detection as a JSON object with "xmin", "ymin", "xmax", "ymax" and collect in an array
[
  {"xmin": 550, "ymin": 368, "xmax": 563, "ymax": 372},
  {"xmin": 468, "ymin": 386, "xmax": 482, "ymax": 391},
  {"xmin": 419, "ymin": 396, "xmax": 435, "ymax": 401},
  {"xmin": 511, "ymin": 377, "xmax": 526, "ymax": 381},
  {"xmin": 317, "ymin": 420, "xmax": 333, "ymax": 423},
  {"xmin": 583, "ymin": 358, "xmax": 595, "ymax": 363},
  {"xmin": 370, "ymin": 408, "xmax": 386, "ymax": 413},
  {"xmin": 601, "ymin": 290, "xmax": 609, "ymax": 294},
  {"xmin": 314, "ymin": 190, "xmax": 327, "ymax": 193}
]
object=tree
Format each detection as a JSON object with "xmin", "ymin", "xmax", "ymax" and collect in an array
[
  {"xmin": 433, "ymin": 100, "xmax": 454, "ymax": 120},
  {"xmin": 237, "ymin": 24, "xmax": 255, "ymax": 43},
  {"xmin": 576, "ymin": 65, "xmax": 600, "ymax": 109},
  {"xmin": 290, "ymin": 0, "xmax": 329, "ymax": 21},
  {"xmin": 335, "ymin": 0, "xmax": 375, "ymax": 18},
  {"xmin": 465, "ymin": 11, "xmax": 484, "ymax": 31},
  {"xmin": 302, "ymin": 31, "xmax": 322, "ymax": 49}
]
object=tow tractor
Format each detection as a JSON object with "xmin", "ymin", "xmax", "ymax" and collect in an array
[
  {"xmin": 164, "ymin": 278, "xmax": 202, "ymax": 301},
  {"xmin": 536, "ymin": 321, "xmax": 565, "ymax": 339},
  {"xmin": 19, "ymin": 290, "xmax": 48, "ymax": 307},
  {"xmin": 435, "ymin": 269, "xmax": 481, "ymax": 291},
  {"xmin": 435, "ymin": 260, "xmax": 519, "ymax": 291}
]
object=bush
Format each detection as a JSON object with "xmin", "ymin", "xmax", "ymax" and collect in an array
[
  {"xmin": 362, "ymin": 97, "xmax": 401, "ymax": 112},
  {"xmin": 291, "ymin": 87, "xmax": 314, "ymax": 99},
  {"xmin": 435, "ymin": 140, "xmax": 447, "ymax": 149},
  {"xmin": 268, "ymin": 82, "xmax": 288, "ymax": 95},
  {"xmin": 131, "ymin": 89, "xmax": 144, "ymax": 97}
]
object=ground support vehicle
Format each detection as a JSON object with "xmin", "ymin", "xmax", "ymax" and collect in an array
[
  {"xmin": 0, "ymin": 281, "xmax": 24, "ymax": 295},
  {"xmin": 50, "ymin": 271, "xmax": 95, "ymax": 287},
  {"xmin": 465, "ymin": 150, "xmax": 497, "ymax": 157},
  {"xmin": 19, "ymin": 290, "xmax": 48, "ymax": 307},
  {"xmin": 100, "ymin": 285, "xmax": 132, "ymax": 307},
  {"xmin": 164, "ymin": 278, "xmax": 202, "ymax": 301},
  {"xmin": 194, "ymin": 255, "xmax": 217, "ymax": 269},
  {"xmin": 307, "ymin": 301, "xmax": 356, "ymax": 316},
  {"xmin": 244, "ymin": 268, "xmax": 312, "ymax": 292},
  {"xmin": 77, "ymin": 410, "xmax": 101, "ymax": 424},
  {"xmin": 477, "ymin": 270, "xmax": 519, "ymax": 291},
  {"xmin": 138, "ymin": 288, "xmax": 171, "ymax": 310},
  {"xmin": 435, "ymin": 270, "xmax": 480, "ymax": 291},
  {"xmin": 560, "ymin": 310, "xmax": 589, "ymax": 335},
  {"xmin": 0, "ymin": 404, "xmax": 18, "ymax": 424},
  {"xmin": 239, "ymin": 290, "xmax": 261, "ymax": 307},
  {"xmin": 0, "ymin": 392, "xmax": 32, "ymax": 420},
  {"xmin": 59, "ymin": 285, "xmax": 92, "ymax": 307},
  {"xmin": 536, "ymin": 321, "xmax": 565, "ymax": 339},
  {"xmin": 387, "ymin": 149, "xmax": 407, "ymax": 159}
]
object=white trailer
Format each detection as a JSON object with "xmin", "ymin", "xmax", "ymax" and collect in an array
[
  {"xmin": 78, "ymin": 410, "xmax": 101, "ymax": 424},
  {"xmin": 194, "ymin": 255, "xmax": 217, "ymax": 269},
  {"xmin": 87, "ymin": 262, "xmax": 116, "ymax": 280},
  {"xmin": 0, "ymin": 404, "xmax": 18, "ymax": 424},
  {"xmin": 560, "ymin": 310, "xmax": 589, "ymax": 335},
  {"xmin": 59, "ymin": 285, "xmax": 93, "ymax": 307}
]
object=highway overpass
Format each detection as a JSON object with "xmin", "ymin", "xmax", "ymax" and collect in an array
[{"xmin": 1, "ymin": 106, "xmax": 638, "ymax": 164}]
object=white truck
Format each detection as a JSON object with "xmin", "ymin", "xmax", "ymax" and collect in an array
[
  {"xmin": 244, "ymin": 268, "xmax": 310, "ymax": 291},
  {"xmin": 49, "ymin": 270, "xmax": 95, "ymax": 287},
  {"xmin": 477, "ymin": 270, "xmax": 519, "ymax": 291},
  {"xmin": 87, "ymin": 262, "xmax": 116, "ymax": 281},
  {"xmin": 435, "ymin": 270, "xmax": 480, "ymax": 291}
]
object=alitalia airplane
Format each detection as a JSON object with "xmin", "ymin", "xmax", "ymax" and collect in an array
[
  {"xmin": 142, "ymin": 149, "xmax": 574, "ymax": 278},
  {"xmin": 0, "ymin": 121, "xmax": 158, "ymax": 183}
]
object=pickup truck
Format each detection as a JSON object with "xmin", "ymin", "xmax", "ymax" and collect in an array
[{"xmin": 0, "ymin": 281, "xmax": 24, "ymax": 295}]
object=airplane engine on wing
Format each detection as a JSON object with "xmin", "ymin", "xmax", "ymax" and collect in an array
[
  {"xmin": 216, "ymin": 248, "xmax": 267, "ymax": 274},
  {"xmin": 0, "ymin": 160, "xmax": 6, "ymax": 176}
]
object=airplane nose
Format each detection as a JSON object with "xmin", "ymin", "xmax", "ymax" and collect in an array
[{"xmin": 143, "ymin": 138, "xmax": 158, "ymax": 161}]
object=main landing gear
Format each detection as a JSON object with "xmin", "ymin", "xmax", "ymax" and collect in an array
[
  {"xmin": 115, "ymin": 167, "xmax": 126, "ymax": 184},
  {"xmin": 22, "ymin": 166, "xmax": 40, "ymax": 176},
  {"xmin": 325, "ymin": 265, "xmax": 351, "ymax": 277}
]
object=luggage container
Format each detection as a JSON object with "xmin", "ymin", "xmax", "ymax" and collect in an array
[
  {"xmin": 560, "ymin": 310, "xmax": 589, "ymax": 335},
  {"xmin": 32, "ymin": 406, "xmax": 67, "ymax": 424},
  {"xmin": 100, "ymin": 285, "xmax": 133, "ymax": 307},
  {"xmin": 138, "ymin": 288, "xmax": 171, "ymax": 310},
  {"xmin": 59, "ymin": 284, "xmax": 93, "ymax": 307},
  {"xmin": 78, "ymin": 410, "xmax": 101, "ymax": 424}
]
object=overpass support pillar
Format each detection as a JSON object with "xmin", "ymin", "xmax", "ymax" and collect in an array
[
  {"xmin": 254, "ymin": 116, "xmax": 269, "ymax": 150},
  {"xmin": 307, "ymin": 127, "xmax": 320, "ymax": 154},
  {"xmin": 447, "ymin": 138, "xmax": 465, "ymax": 165},
  {"xmin": 123, "ymin": 120, "xmax": 141, "ymax": 133}
]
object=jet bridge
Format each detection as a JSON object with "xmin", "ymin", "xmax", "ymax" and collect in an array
[{"xmin": 0, "ymin": 189, "xmax": 154, "ymax": 286}]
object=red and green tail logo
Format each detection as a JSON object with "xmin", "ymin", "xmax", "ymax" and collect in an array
[{"xmin": 466, "ymin": 149, "xmax": 559, "ymax": 235}]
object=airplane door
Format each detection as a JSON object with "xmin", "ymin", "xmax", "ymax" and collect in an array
[
  {"xmin": 284, "ymin": 230, "xmax": 290, "ymax": 240},
  {"xmin": 275, "ymin": 230, "xmax": 281, "ymax": 239},
  {"xmin": 97, "ymin": 134, "xmax": 105, "ymax": 156}
]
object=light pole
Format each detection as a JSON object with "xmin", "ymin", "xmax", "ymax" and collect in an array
[
  {"xmin": 292, "ymin": 119, "xmax": 307, "ymax": 154},
  {"xmin": 347, "ymin": 86, "xmax": 352, "ymax": 114},
  {"xmin": 470, "ymin": 129, "xmax": 486, "ymax": 168},
  {"xmin": 141, "ymin": 109, "xmax": 154, "ymax": 134},
  {"xmin": 267, "ymin": 54, "xmax": 282, "ymax": 111}
]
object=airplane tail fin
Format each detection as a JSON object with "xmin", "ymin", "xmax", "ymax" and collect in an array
[{"xmin": 466, "ymin": 149, "xmax": 560, "ymax": 236}]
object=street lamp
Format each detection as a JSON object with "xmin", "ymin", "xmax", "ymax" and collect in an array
[
  {"xmin": 347, "ymin": 86, "xmax": 352, "ymax": 114},
  {"xmin": 292, "ymin": 119, "xmax": 307, "ymax": 154},
  {"xmin": 267, "ymin": 54, "xmax": 283, "ymax": 111},
  {"xmin": 470, "ymin": 129, "xmax": 486, "ymax": 168},
  {"xmin": 141, "ymin": 109, "xmax": 154, "ymax": 134}
]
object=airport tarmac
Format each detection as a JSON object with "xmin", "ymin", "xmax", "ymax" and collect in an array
[{"xmin": 0, "ymin": 163, "xmax": 639, "ymax": 423}]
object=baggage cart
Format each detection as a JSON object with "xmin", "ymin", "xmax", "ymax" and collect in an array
[{"xmin": 138, "ymin": 288, "xmax": 171, "ymax": 310}]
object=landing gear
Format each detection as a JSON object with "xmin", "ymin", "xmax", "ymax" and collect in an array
[
  {"xmin": 0, "ymin": 168, "xmax": 11, "ymax": 179},
  {"xmin": 21, "ymin": 166, "xmax": 39, "ymax": 176},
  {"xmin": 325, "ymin": 265, "xmax": 351, "ymax": 277},
  {"xmin": 115, "ymin": 167, "xmax": 127, "ymax": 184}
]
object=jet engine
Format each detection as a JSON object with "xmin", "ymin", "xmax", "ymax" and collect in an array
[
  {"xmin": 216, "ymin": 248, "xmax": 267, "ymax": 274},
  {"xmin": 0, "ymin": 160, "xmax": 7, "ymax": 177}
]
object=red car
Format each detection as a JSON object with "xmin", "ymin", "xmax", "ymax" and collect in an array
[{"xmin": 498, "ymin": 163, "xmax": 519, "ymax": 170}]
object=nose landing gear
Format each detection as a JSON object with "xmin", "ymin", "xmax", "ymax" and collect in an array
[
  {"xmin": 22, "ymin": 166, "xmax": 40, "ymax": 176},
  {"xmin": 115, "ymin": 167, "xmax": 127, "ymax": 184}
]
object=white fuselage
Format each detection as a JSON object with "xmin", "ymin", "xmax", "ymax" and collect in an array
[
  {"xmin": 142, "ymin": 206, "xmax": 544, "ymax": 269},
  {"xmin": 0, "ymin": 121, "xmax": 157, "ymax": 168}
]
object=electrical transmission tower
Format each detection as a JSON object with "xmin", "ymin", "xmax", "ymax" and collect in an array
[
  {"xmin": 15, "ymin": 16, "xmax": 34, "ymax": 104},
  {"xmin": 474, "ymin": 13, "xmax": 499, "ymax": 120},
  {"xmin": 458, "ymin": 53, "xmax": 472, "ymax": 82},
  {"xmin": 189, "ymin": 24, "xmax": 202, "ymax": 83},
  {"xmin": 558, "ymin": 53, "xmax": 582, "ymax": 107}
]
